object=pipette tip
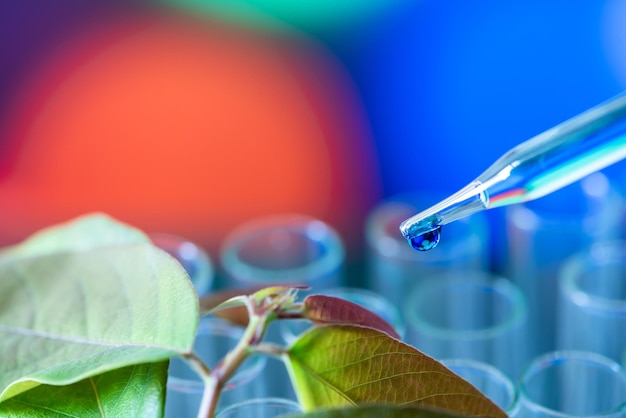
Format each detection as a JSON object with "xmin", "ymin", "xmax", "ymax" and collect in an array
[
  {"xmin": 399, "ymin": 214, "xmax": 442, "ymax": 251},
  {"xmin": 399, "ymin": 181, "xmax": 489, "ymax": 252}
]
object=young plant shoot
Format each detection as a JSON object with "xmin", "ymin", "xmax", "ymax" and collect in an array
[{"xmin": 0, "ymin": 214, "xmax": 505, "ymax": 418}]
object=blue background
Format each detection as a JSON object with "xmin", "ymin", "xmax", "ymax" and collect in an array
[{"xmin": 0, "ymin": 0, "xmax": 624, "ymax": 269}]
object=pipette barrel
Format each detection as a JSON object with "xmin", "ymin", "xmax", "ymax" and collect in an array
[{"xmin": 400, "ymin": 92, "xmax": 626, "ymax": 250}]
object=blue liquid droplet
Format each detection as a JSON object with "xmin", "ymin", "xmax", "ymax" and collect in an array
[{"xmin": 408, "ymin": 226, "xmax": 441, "ymax": 252}]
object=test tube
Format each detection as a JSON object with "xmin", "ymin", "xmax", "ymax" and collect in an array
[
  {"xmin": 220, "ymin": 214, "xmax": 344, "ymax": 292},
  {"xmin": 441, "ymin": 359, "xmax": 519, "ymax": 416},
  {"xmin": 517, "ymin": 351, "xmax": 626, "ymax": 418},
  {"xmin": 220, "ymin": 214, "xmax": 345, "ymax": 400},
  {"xmin": 557, "ymin": 241, "xmax": 626, "ymax": 363},
  {"xmin": 366, "ymin": 193, "xmax": 489, "ymax": 309},
  {"xmin": 505, "ymin": 172, "xmax": 622, "ymax": 358},
  {"xmin": 404, "ymin": 273, "xmax": 529, "ymax": 379},
  {"xmin": 165, "ymin": 318, "xmax": 267, "ymax": 417},
  {"xmin": 279, "ymin": 286, "xmax": 406, "ymax": 345},
  {"xmin": 150, "ymin": 233, "xmax": 214, "ymax": 298},
  {"xmin": 215, "ymin": 398, "xmax": 301, "ymax": 418}
]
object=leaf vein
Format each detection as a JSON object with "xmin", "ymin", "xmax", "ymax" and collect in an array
[
  {"xmin": 89, "ymin": 377, "xmax": 105, "ymax": 417},
  {"xmin": 398, "ymin": 391, "xmax": 488, "ymax": 405},
  {"xmin": 292, "ymin": 358, "xmax": 356, "ymax": 405},
  {"xmin": 5, "ymin": 399, "xmax": 81, "ymax": 417},
  {"xmin": 0, "ymin": 325, "xmax": 179, "ymax": 351},
  {"xmin": 314, "ymin": 351, "xmax": 425, "ymax": 374},
  {"xmin": 342, "ymin": 370, "xmax": 457, "ymax": 392}
]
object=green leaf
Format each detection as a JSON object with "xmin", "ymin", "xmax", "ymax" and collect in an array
[
  {"xmin": 200, "ymin": 288, "xmax": 255, "ymax": 326},
  {"xmin": 252, "ymin": 285, "xmax": 309, "ymax": 304},
  {"xmin": 285, "ymin": 325, "xmax": 506, "ymax": 418},
  {"xmin": 285, "ymin": 404, "xmax": 475, "ymax": 418},
  {"xmin": 204, "ymin": 294, "xmax": 249, "ymax": 317},
  {"xmin": 303, "ymin": 295, "xmax": 400, "ymax": 339},
  {"xmin": 0, "ymin": 361, "xmax": 169, "ymax": 417},
  {"xmin": 0, "ymin": 234, "xmax": 198, "ymax": 402},
  {"xmin": 201, "ymin": 285, "xmax": 308, "ymax": 326},
  {"xmin": 0, "ymin": 213, "xmax": 149, "ymax": 262}
]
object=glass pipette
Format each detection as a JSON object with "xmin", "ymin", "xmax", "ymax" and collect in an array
[{"xmin": 399, "ymin": 91, "xmax": 626, "ymax": 252}]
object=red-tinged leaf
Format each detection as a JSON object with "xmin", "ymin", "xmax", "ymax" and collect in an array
[
  {"xmin": 303, "ymin": 295, "xmax": 400, "ymax": 339},
  {"xmin": 284, "ymin": 325, "xmax": 506, "ymax": 418}
]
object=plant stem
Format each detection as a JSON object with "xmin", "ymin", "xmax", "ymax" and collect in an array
[
  {"xmin": 184, "ymin": 352, "xmax": 211, "ymax": 378},
  {"xmin": 197, "ymin": 376, "xmax": 219, "ymax": 418},
  {"xmin": 197, "ymin": 313, "xmax": 267, "ymax": 418},
  {"xmin": 253, "ymin": 342, "xmax": 286, "ymax": 358}
]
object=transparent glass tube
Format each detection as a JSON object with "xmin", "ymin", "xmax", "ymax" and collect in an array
[
  {"xmin": 150, "ymin": 233, "xmax": 214, "ymax": 297},
  {"xmin": 518, "ymin": 351, "xmax": 626, "ymax": 418},
  {"xmin": 399, "ymin": 92, "xmax": 626, "ymax": 250},
  {"xmin": 404, "ymin": 273, "xmax": 529, "ymax": 379},
  {"xmin": 365, "ymin": 193, "xmax": 489, "ymax": 308},
  {"xmin": 441, "ymin": 359, "xmax": 519, "ymax": 416},
  {"xmin": 165, "ymin": 318, "xmax": 267, "ymax": 417},
  {"xmin": 220, "ymin": 214, "xmax": 344, "ymax": 291},
  {"xmin": 215, "ymin": 398, "xmax": 301, "ymax": 418},
  {"xmin": 505, "ymin": 173, "xmax": 622, "ymax": 359},
  {"xmin": 557, "ymin": 241, "xmax": 626, "ymax": 363},
  {"xmin": 220, "ymin": 214, "xmax": 345, "ymax": 401}
]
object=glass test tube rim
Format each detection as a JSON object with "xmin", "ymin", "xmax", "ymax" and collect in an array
[
  {"xmin": 441, "ymin": 358, "xmax": 519, "ymax": 414},
  {"xmin": 404, "ymin": 276, "xmax": 528, "ymax": 340},
  {"xmin": 215, "ymin": 397, "xmax": 301, "ymax": 417},
  {"xmin": 560, "ymin": 240, "xmax": 626, "ymax": 313},
  {"xmin": 518, "ymin": 350, "xmax": 626, "ymax": 418},
  {"xmin": 166, "ymin": 318, "xmax": 267, "ymax": 393},
  {"xmin": 220, "ymin": 214, "xmax": 344, "ymax": 284}
]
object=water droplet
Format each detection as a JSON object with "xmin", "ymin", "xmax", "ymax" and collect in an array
[{"xmin": 408, "ymin": 226, "xmax": 441, "ymax": 251}]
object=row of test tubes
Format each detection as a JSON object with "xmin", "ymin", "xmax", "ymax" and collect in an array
[{"xmin": 153, "ymin": 171, "xmax": 626, "ymax": 418}]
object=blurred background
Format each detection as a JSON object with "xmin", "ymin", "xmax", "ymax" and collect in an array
[{"xmin": 1, "ymin": 0, "xmax": 625, "ymax": 280}]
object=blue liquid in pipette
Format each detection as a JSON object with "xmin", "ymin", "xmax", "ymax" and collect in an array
[{"xmin": 408, "ymin": 226, "xmax": 441, "ymax": 251}]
